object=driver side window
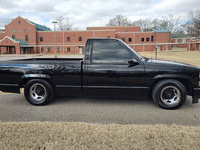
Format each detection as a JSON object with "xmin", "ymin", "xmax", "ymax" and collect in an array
[{"xmin": 91, "ymin": 40, "xmax": 132, "ymax": 64}]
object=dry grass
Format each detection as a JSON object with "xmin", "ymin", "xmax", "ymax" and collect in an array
[
  {"xmin": 0, "ymin": 121, "xmax": 200, "ymax": 150},
  {"xmin": 138, "ymin": 48, "xmax": 200, "ymax": 68}
]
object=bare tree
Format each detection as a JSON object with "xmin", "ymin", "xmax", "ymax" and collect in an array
[
  {"xmin": 160, "ymin": 14, "xmax": 181, "ymax": 33},
  {"xmin": 107, "ymin": 14, "xmax": 182, "ymax": 33},
  {"xmin": 151, "ymin": 19, "xmax": 162, "ymax": 30},
  {"xmin": 56, "ymin": 16, "xmax": 73, "ymax": 31},
  {"xmin": 107, "ymin": 15, "xmax": 129, "ymax": 26},
  {"xmin": 132, "ymin": 19, "xmax": 152, "ymax": 32},
  {"xmin": 132, "ymin": 15, "xmax": 181, "ymax": 33},
  {"xmin": 182, "ymin": 9, "xmax": 200, "ymax": 36},
  {"xmin": 181, "ymin": 21, "xmax": 193, "ymax": 34}
]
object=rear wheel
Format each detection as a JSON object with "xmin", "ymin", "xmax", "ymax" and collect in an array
[
  {"xmin": 24, "ymin": 79, "xmax": 54, "ymax": 106},
  {"xmin": 152, "ymin": 79, "xmax": 187, "ymax": 109}
]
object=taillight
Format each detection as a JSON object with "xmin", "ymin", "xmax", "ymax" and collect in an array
[{"xmin": 199, "ymin": 73, "xmax": 200, "ymax": 86}]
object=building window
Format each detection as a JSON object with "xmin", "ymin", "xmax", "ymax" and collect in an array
[
  {"xmin": 57, "ymin": 47, "xmax": 60, "ymax": 52},
  {"xmin": 122, "ymin": 38, "xmax": 125, "ymax": 42},
  {"xmin": 12, "ymin": 29, "xmax": 15, "ymax": 33},
  {"xmin": 40, "ymin": 37, "xmax": 43, "ymax": 42},
  {"xmin": 47, "ymin": 47, "xmax": 51, "ymax": 52},
  {"xmin": 19, "ymin": 20, "xmax": 21, "ymax": 24},
  {"xmin": 25, "ymin": 29, "xmax": 28, "ymax": 33},
  {"xmin": 146, "ymin": 37, "xmax": 149, "ymax": 42},
  {"xmin": 67, "ymin": 47, "xmax": 70, "ymax": 52},
  {"xmin": 67, "ymin": 37, "xmax": 70, "ymax": 41},
  {"xmin": 141, "ymin": 38, "xmax": 144, "ymax": 42},
  {"xmin": 41, "ymin": 47, "xmax": 44, "ymax": 52},
  {"xmin": 12, "ymin": 35, "xmax": 15, "ymax": 39},
  {"xmin": 151, "ymin": 36, "xmax": 154, "ymax": 41},
  {"xmin": 128, "ymin": 38, "xmax": 132, "ymax": 42},
  {"xmin": 25, "ymin": 35, "xmax": 29, "ymax": 42},
  {"xmin": 107, "ymin": 36, "xmax": 110, "ymax": 38},
  {"xmin": 18, "ymin": 29, "xmax": 22, "ymax": 33},
  {"xmin": 182, "ymin": 38, "xmax": 186, "ymax": 43},
  {"xmin": 79, "ymin": 37, "xmax": 82, "ymax": 41}
]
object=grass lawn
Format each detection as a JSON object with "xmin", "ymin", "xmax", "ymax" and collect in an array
[{"xmin": 138, "ymin": 48, "xmax": 200, "ymax": 68}]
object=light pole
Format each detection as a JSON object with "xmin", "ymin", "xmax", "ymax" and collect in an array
[{"xmin": 52, "ymin": 21, "xmax": 57, "ymax": 58}]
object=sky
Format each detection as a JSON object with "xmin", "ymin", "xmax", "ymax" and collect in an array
[{"xmin": 0, "ymin": 0, "xmax": 199, "ymax": 31}]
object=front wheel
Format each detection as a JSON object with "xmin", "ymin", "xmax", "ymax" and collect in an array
[
  {"xmin": 24, "ymin": 79, "xmax": 54, "ymax": 106},
  {"xmin": 152, "ymin": 79, "xmax": 187, "ymax": 109}
]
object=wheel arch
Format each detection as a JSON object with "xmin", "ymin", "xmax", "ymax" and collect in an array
[
  {"xmin": 148, "ymin": 74, "xmax": 192, "ymax": 98},
  {"xmin": 19, "ymin": 74, "xmax": 55, "ymax": 91}
]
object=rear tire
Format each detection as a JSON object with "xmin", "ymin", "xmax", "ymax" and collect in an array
[
  {"xmin": 24, "ymin": 79, "xmax": 54, "ymax": 106},
  {"xmin": 152, "ymin": 79, "xmax": 187, "ymax": 109}
]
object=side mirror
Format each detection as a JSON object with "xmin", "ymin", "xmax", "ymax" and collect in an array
[{"xmin": 128, "ymin": 59, "xmax": 139, "ymax": 66}]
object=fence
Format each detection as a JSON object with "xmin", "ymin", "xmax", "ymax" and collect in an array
[
  {"xmin": 136, "ymin": 42, "xmax": 200, "ymax": 68},
  {"xmin": 0, "ymin": 41, "xmax": 199, "ymax": 58},
  {"xmin": 129, "ymin": 42, "xmax": 200, "ymax": 59}
]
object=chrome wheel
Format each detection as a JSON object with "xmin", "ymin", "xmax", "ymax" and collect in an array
[
  {"xmin": 160, "ymin": 86, "xmax": 181, "ymax": 106},
  {"xmin": 29, "ymin": 83, "xmax": 47, "ymax": 102}
]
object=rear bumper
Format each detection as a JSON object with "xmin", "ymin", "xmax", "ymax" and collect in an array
[{"xmin": 192, "ymin": 88, "xmax": 200, "ymax": 103}]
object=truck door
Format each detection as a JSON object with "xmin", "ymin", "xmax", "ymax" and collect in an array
[{"xmin": 86, "ymin": 39, "xmax": 145, "ymax": 98}]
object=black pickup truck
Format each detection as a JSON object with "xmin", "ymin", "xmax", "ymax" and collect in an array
[{"xmin": 0, "ymin": 38, "xmax": 200, "ymax": 109}]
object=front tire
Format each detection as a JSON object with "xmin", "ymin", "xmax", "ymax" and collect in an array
[
  {"xmin": 24, "ymin": 79, "xmax": 54, "ymax": 106},
  {"xmin": 152, "ymin": 79, "xmax": 187, "ymax": 109}
]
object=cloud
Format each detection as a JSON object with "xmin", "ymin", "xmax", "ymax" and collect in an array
[{"xmin": 0, "ymin": 0, "xmax": 199, "ymax": 30}]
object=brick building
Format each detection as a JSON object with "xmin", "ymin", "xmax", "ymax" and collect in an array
[
  {"xmin": 0, "ymin": 16, "xmax": 174, "ymax": 55},
  {"xmin": 171, "ymin": 34, "xmax": 200, "ymax": 50}
]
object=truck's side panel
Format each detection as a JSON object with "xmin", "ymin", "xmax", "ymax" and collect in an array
[{"xmin": 86, "ymin": 64, "xmax": 146, "ymax": 98}]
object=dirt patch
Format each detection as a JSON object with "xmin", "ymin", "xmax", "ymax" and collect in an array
[
  {"xmin": 138, "ymin": 50, "xmax": 200, "ymax": 67},
  {"xmin": 0, "ymin": 121, "xmax": 200, "ymax": 149}
]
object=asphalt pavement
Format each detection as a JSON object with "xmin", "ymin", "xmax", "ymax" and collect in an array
[{"xmin": 0, "ymin": 92, "xmax": 199, "ymax": 126}]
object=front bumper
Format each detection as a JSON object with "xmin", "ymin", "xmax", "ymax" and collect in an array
[{"xmin": 192, "ymin": 88, "xmax": 200, "ymax": 103}]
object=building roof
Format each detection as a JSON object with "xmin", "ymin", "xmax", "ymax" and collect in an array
[
  {"xmin": 171, "ymin": 34, "xmax": 196, "ymax": 38},
  {"xmin": 14, "ymin": 39, "xmax": 29, "ymax": 46},
  {"xmin": 28, "ymin": 20, "xmax": 51, "ymax": 31},
  {"xmin": 154, "ymin": 28, "xmax": 170, "ymax": 33}
]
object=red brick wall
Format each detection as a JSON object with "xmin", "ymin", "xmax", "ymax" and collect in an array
[
  {"xmin": 155, "ymin": 33, "xmax": 171, "ymax": 43},
  {"xmin": 37, "ymin": 31, "xmax": 93, "ymax": 54},
  {"xmin": 115, "ymin": 32, "xmax": 157, "ymax": 52},
  {"xmin": 172, "ymin": 38, "xmax": 198, "ymax": 50},
  {"xmin": 87, "ymin": 26, "xmax": 141, "ymax": 32},
  {"xmin": 5, "ymin": 16, "xmax": 37, "ymax": 45},
  {"xmin": 135, "ymin": 32, "xmax": 155, "ymax": 43},
  {"xmin": 93, "ymin": 30, "xmax": 115, "ymax": 38},
  {"xmin": 116, "ymin": 32, "xmax": 134, "ymax": 44},
  {"xmin": 36, "ymin": 30, "xmax": 116, "ymax": 54},
  {"xmin": 0, "ymin": 37, "xmax": 20, "ymax": 54},
  {"xmin": 0, "ymin": 32, "xmax": 5, "ymax": 40}
]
